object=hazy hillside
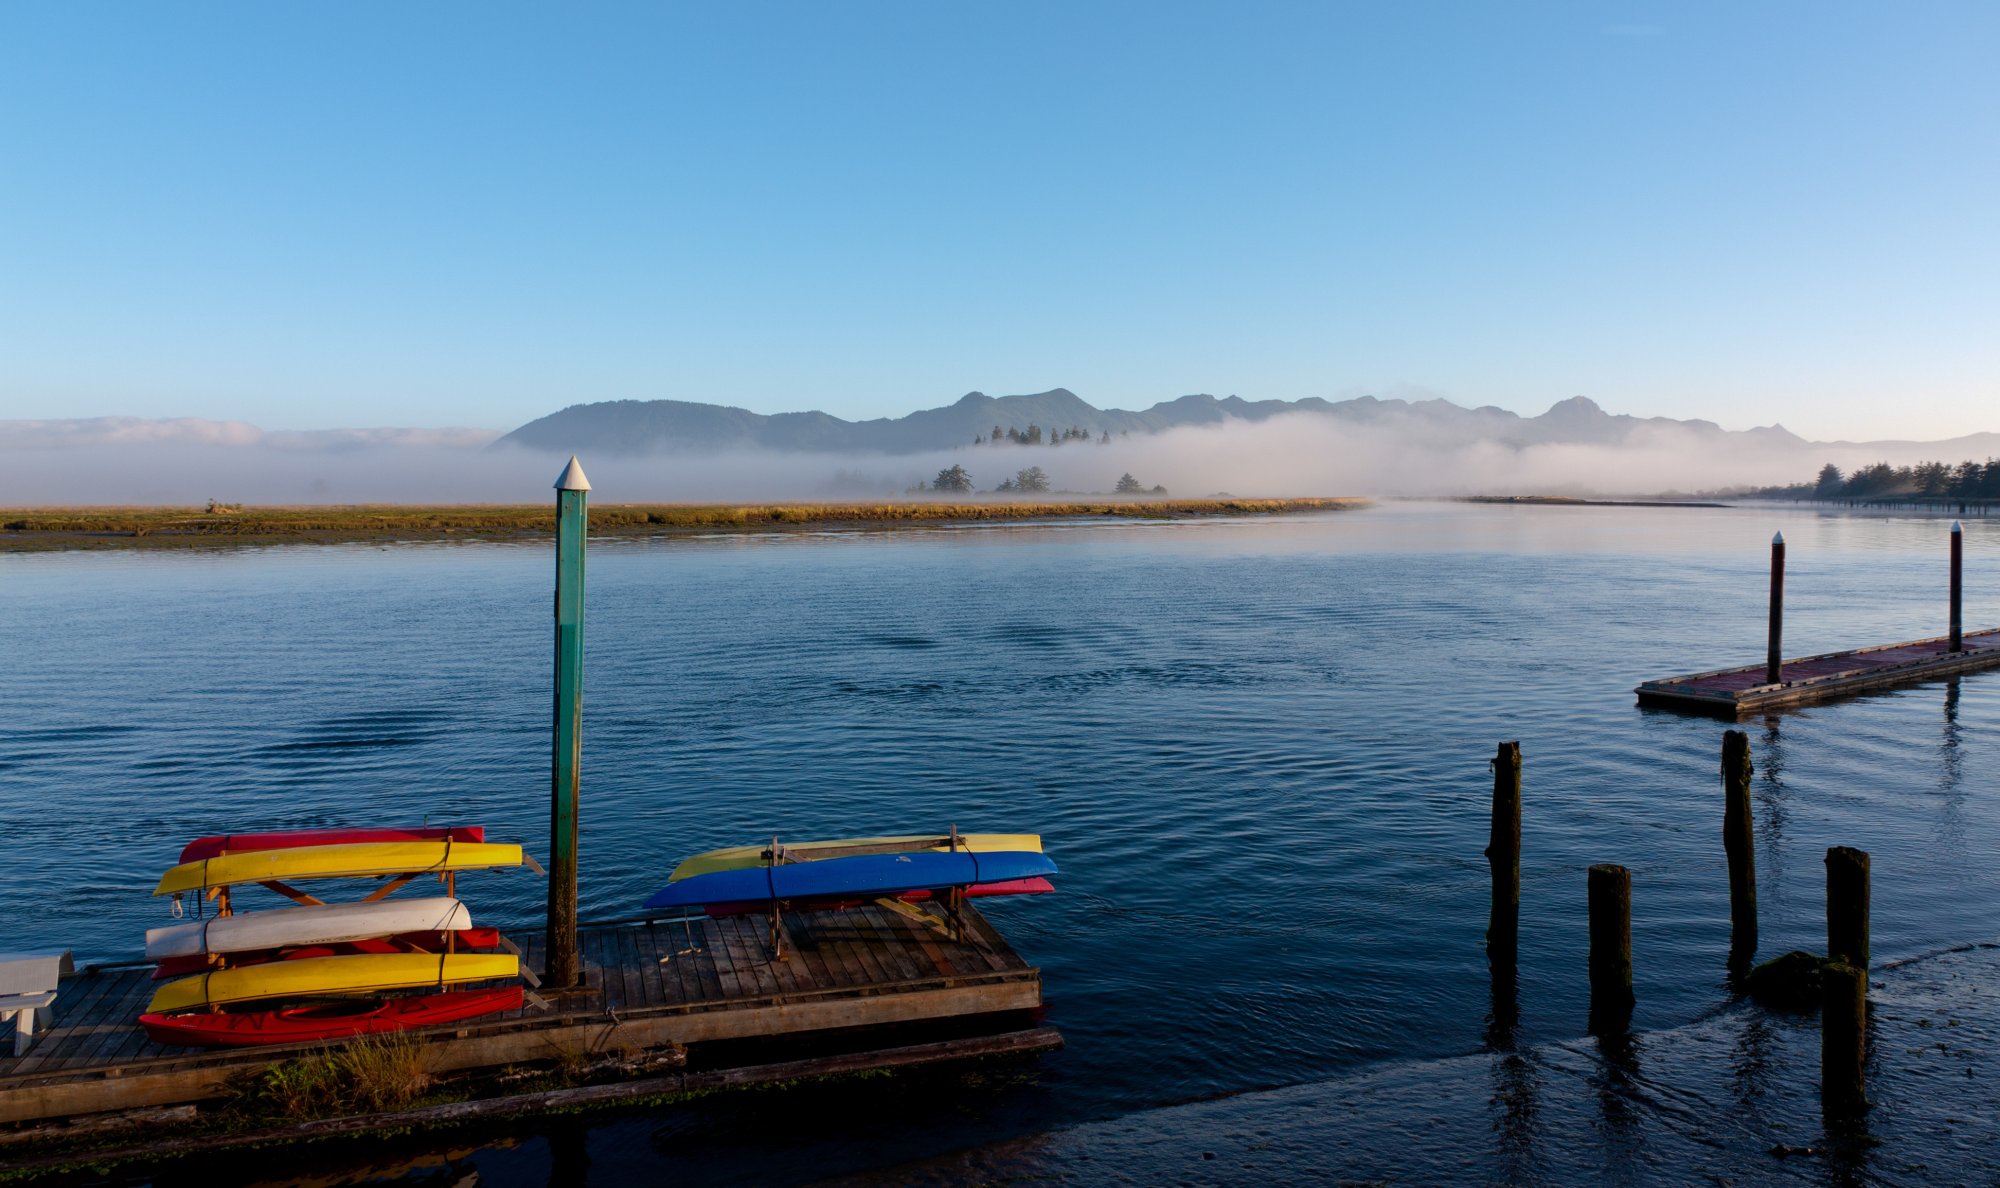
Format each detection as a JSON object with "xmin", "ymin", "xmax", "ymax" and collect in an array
[{"xmin": 495, "ymin": 389, "xmax": 1818, "ymax": 457}]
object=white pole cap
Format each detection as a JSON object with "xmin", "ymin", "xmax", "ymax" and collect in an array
[
  {"xmin": 554, "ymin": 455, "xmax": 592, "ymax": 492},
  {"xmin": 1772, "ymin": 531, "xmax": 1784, "ymax": 544},
  {"xmin": 1952, "ymin": 520, "xmax": 1963, "ymax": 533}
]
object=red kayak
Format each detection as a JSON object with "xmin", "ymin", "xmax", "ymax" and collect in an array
[
  {"xmin": 151, "ymin": 928, "xmax": 506, "ymax": 980},
  {"xmin": 703, "ymin": 876, "xmax": 1054, "ymax": 917},
  {"xmin": 140, "ymin": 986, "xmax": 524, "ymax": 1048},
  {"xmin": 179, "ymin": 826, "xmax": 486, "ymax": 864}
]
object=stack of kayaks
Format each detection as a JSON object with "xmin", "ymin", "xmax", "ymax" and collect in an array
[
  {"xmin": 140, "ymin": 826, "xmax": 533, "ymax": 1048},
  {"xmin": 644, "ymin": 831, "xmax": 1057, "ymax": 914}
]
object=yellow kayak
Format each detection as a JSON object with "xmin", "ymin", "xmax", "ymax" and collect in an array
[
  {"xmin": 155, "ymin": 841, "xmax": 526, "ymax": 896},
  {"xmin": 668, "ymin": 833, "xmax": 1042, "ymax": 882},
  {"xmin": 148, "ymin": 951, "xmax": 519, "ymax": 1013}
]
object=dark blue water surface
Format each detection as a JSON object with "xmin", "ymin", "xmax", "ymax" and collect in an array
[{"xmin": 2, "ymin": 502, "xmax": 1996, "ymax": 1183}]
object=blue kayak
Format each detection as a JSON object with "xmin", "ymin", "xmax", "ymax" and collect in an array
[{"xmin": 643, "ymin": 849, "xmax": 1057, "ymax": 910}]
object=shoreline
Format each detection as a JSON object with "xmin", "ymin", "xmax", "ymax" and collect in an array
[
  {"xmin": 833, "ymin": 942, "xmax": 2000, "ymax": 1185},
  {"xmin": 1452, "ymin": 495, "xmax": 1732, "ymax": 508},
  {"xmin": 0, "ymin": 497, "xmax": 1369, "ymax": 553}
]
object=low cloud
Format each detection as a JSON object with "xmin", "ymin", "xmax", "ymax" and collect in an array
[{"xmin": 0, "ymin": 412, "xmax": 1983, "ymax": 506}]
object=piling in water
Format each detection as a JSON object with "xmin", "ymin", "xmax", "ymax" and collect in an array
[
  {"xmin": 1821, "ymin": 959, "xmax": 1867, "ymax": 1116},
  {"xmin": 1766, "ymin": 532, "xmax": 1785, "ymax": 685},
  {"xmin": 546, "ymin": 456, "xmax": 591, "ymax": 989},
  {"xmin": 1950, "ymin": 520, "xmax": 1964, "ymax": 653},
  {"xmin": 1722, "ymin": 731, "xmax": 1757, "ymax": 970},
  {"xmin": 1587, "ymin": 863, "xmax": 1634, "ymax": 1030},
  {"xmin": 1826, "ymin": 846, "xmax": 1870, "ymax": 971},
  {"xmin": 1485, "ymin": 741, "xmax": 1522, "ymax": 970}
]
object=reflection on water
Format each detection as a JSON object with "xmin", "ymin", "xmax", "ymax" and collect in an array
[{"xmin": 2, "ymin": 502, "xmax": 1997, "ymax": 1182}]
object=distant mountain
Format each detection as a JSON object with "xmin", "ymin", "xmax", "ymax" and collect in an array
[{"xmin": 495, "ymin": 389, "xmax": 1817, "ymax": 457}]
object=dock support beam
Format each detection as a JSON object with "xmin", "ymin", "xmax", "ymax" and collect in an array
[
  {"xmin": 1721, "ymin": 731, "xmax": 1757, "ymax": 971},
  {"xmin": 1950, "ymin": 520, "xmax": 1963, "ymax": 652},
  {"xmin": 1766, "ymin": 531, "xmax": 1785, "ymax": 685},
  {"xmin": 1587, "ymin": 863, "xmax": 1633, "ymax": 1032},
  {"xmin": 546, "ymin": 455, "xmax": 591, "ymax": 989},
  {"xmin": 1485, "ymin": 742, "xmax": 1521, "ymax": 971}
]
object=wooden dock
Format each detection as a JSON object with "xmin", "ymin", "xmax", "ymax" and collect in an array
[
  {"xmin": 1636, "ymin": 627, "xmax": 2000, "ymax": 714},
  {"xmin": 0, "ymin": 903, "xmax": 1048, "ymax": 1127}
]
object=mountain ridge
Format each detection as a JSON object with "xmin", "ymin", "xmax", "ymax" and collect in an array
[{"xmin": 495, "ymin": 389, "xmax": 1843, "ymax": 457}]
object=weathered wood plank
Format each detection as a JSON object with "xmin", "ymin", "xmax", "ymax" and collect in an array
[
  {"xmin": 819, "ymin": 917, "xmax": 873, "ymax": 987},
  {"xmin": 0, "ymin": 1028, "xmax": 1066, "ymax": 1166},
  {"xmin": 73, "ymin": 973, "xmax": 155, "ymax": 1068},
  {"xmin": 858, "ymin": 909, "xmax": 919, "ymax": 973},
  {"xmin": 852, "ymin": 908, "xmax": 923, "ymax": 983},
  {"xmin": 1638, "ymin": 627, "xmax": 2000, "ymax": 713},
  {"xmin": 730, "ymin": 918, "xmax": 783, "ymax": 998},
  {"xmin": 629, "ymin": 924, "xmax": 669, "ymax": 1008},
  {"xmin": 588, "ymin": 924, "xmax": 620, "ymax": 1008},
  {"xmin": 11, "ymin": 972, "xmax": 127, "ymax": 1074},
  {"xmin": 653, "ymin": 919, "xmax": 703, "ymax": 1004},
  {"xmin": 0, "ymin": 911, "xmax": 1042, "ymax": 1125},
  {"xmin": 782, "ymin": 913, "xmax": 838, "ymax": 992},
  {"xmin": 902, "ymin": 911, "xmax": 961, "ymax": 979},
  {"xmin": 680, "ymin": 919, "xmax": 725, "ymax": 1003}
]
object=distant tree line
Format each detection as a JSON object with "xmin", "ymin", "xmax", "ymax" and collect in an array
[
  {"xmin": 1758, "ymin": 459, "xmax": 2000, "ymax": 501},
  {"xmin": 974, "ymin": 424, "xmax": 1124, "ymax": 446},
  {"xmin": 928, "ymin": 465, "xmax": 1165, "ymax": 496}
]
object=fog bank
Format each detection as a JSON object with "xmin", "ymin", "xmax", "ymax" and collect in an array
[{"xmin": 0, "ymin": 412, "xmax": 1982, "ymax": 505}]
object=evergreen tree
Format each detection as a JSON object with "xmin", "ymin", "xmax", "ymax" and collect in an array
[
  {"xmin": 1814, "ymin": 463, "xmax": 1845, "ymax": 497},
  {"xmin": 1115, "ymin": 473, "xmax": 1144, "ymax": 493},
  {"xmin": 1015, "ymin": 466, "xmax": 1050, "ymax": 493},
  {"xmin": 932, "ymin": 465, "xmax": 974, "ymax": 493}
]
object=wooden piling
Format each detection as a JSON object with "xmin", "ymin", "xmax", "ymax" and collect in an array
[
  {"xmin": 1825, "ymin": 846, "xmax": 1870, "ymax": 971},
  {"xmin": 1821, "ymin": 960, "xmax": 1867, "ymax": 1115},
  {"xmin": 546, "ymin": 456, "xmax": 591, "ymax": 990},
  {"xmin": 1721, "ymin": 731, "xmax": 1756, "ymax": 967},
  {"xmin": 1950, "ymin": 520, "xmax": 1964, "ymax": 653},
  {"xmin": 1766, "ymin": 532, "xmax": 1785, "ymax": 685},
  {"xmin": 1587, "ymin": 863, "xmax": 1634, "ymax": 1027},
  {"xmin": 1485, "ymin": 741, "xmax": 1522, "ymax": 969}
]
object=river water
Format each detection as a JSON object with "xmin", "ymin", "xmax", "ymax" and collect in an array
[{"xmin": 2, "ymin": 501, "xmax": 1995, "ymax": 1183}]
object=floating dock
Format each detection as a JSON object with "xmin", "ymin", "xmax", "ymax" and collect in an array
[
  {"xmin": 0, "ymin": 905, "xmax": 1050, "ymax": 1128},
  {"xmin": 1636, "ymin": 627, "xmax": 2000, "ymax": 714}
]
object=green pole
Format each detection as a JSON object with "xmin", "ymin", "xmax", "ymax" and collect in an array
[{"xmin": 546, "ymin": 455, "xmax": 590, "ymax": 988}]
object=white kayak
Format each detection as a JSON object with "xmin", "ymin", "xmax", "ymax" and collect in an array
[{"xmin": 145, "ymin": 897, "xmax": 473, "ymax": 961}]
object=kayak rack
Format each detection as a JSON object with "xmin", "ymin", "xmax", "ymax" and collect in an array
[
  {"xmin": 753, "ymin": 827, "xmax": 979, "ymax": 959},
  {"xmin": 0, "ymin": 904, "xmax": 1047, "ymax": 1128}
]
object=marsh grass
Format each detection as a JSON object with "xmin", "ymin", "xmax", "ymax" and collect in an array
[
  {"xmin": 230, "ymin": 1032, "xmax": 434, "ymax": 1120},
  {"xmin": 0, "ymin": 496, "xmax": 1367, "ymax": 551}
]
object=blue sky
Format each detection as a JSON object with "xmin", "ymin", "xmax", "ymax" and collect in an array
[{"xmin": 1, "ymin": 3, "xmax": 1995, "ymax": 440}]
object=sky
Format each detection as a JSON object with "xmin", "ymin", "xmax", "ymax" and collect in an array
[{"xmin": 1, "ymin": 3, "xmax": 1996, "ymax": 442}]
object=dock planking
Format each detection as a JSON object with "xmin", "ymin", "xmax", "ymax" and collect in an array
[
  {"xmin": 0, "ymin": 903, "xmax": 1045, "ymax": 1126},
  {"xmin": 1637, "ymin": 627, "xmax": 2000, "ymax": 714}
]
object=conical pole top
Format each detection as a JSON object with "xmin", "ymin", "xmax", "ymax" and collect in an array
[
  {"xmin": 555, "ymin": 455, "xmax": 592, "ymax": 492},
  {"xmin": 1952, "ymin": 520, "xmax": 1963, "ymax": 534},
  {"xmin": 1772, "ymin": 531, "xmax": 1784, "ymax": 545}
]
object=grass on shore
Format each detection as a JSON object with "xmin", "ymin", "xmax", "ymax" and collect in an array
[
  {"xmin": 230, "ymin": 1032, "xmax": 436, "ymax": 1120},
  {"xmin": 0, "ymin": 496, "xmax": 1368, "ymax": 551}
]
